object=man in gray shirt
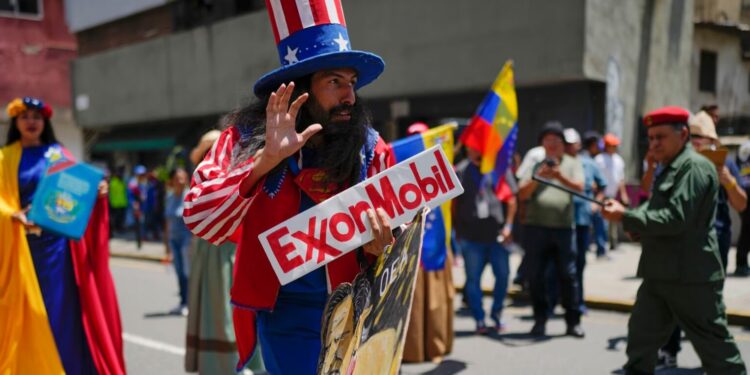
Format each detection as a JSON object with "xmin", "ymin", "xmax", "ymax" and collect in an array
[{"xmin": 518, "ymin": 122, "xmax": 585, "ymax": 338}]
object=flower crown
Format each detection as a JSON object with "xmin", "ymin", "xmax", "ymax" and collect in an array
[{"xmin": 6, "ymin": 97, "xmax": 53, "ymax": 119}]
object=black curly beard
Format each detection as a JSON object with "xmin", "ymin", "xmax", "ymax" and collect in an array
[{"xmin": 297, "ymin": 94, "xmax": 369, "ymax": 187}]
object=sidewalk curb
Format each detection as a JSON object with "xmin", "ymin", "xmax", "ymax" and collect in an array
[
  {"xmin": 111, "ymin": 250, "xmax": 750, "ymax": 327},
  {"xmin": 110, "ymin": 252, "xmax": 167, "ymax": 263},
  {"xmin": 457, "ymin": 285, "xmax": 750, "ymax": 327}
]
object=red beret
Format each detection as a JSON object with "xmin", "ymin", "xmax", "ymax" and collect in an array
[{"xmin": 643, "ymin": 106, "xmax": 690, "ymax": 127}]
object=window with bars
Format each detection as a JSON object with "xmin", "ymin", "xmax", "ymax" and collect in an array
[{"xmin": 0, "ymin": 0, "xmax": 41, "ymax": 18}]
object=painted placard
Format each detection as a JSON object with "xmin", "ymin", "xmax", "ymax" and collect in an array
[
  {"xmin": 28, "ymin": 146, "xmax": 104, "ymax": 239},
  {"xmin": 317, "ymin": 207, "xmax": 426, "ymax": 375}
]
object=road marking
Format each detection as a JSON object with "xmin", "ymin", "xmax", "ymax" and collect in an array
[
  {"xmin": 111, "ymin": 258, "xmax": 169, "ymax": 271},
  {"xmin": 123, "ymin": 332, "xmax": 185, "ymax": 356}
]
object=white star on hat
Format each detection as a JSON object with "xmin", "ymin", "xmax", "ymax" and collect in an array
[
  {"xmin": 284, "ymin": 46, "xmax": 299, "ymax": 64},
  {"xmin": 333, "ymin": 33, "xmax": 349, "ymax": 51}
]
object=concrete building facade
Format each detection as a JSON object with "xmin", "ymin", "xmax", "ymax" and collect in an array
[
  {"xmin": 68, "ymin": 0, "xmax": 696, "ymax": 178},
  {"xmin": 691, "ymin": 0, "xmax": 750, "ymax": 135},
  {"xmin": 0, "ymin": 0, "xmax": 83, "ymax": 158}
]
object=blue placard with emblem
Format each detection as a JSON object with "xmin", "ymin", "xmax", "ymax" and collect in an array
[{"xmin": 27, "ymin": 147, "xmax": 104, "ymax": 240}]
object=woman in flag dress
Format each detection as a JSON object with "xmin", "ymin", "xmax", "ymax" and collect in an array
[{"xmin": 0, "ymin": 97, "xmax": 125, "ymax": 374}]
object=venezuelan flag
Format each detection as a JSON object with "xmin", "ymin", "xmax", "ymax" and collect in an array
[
  {"xmin": 459, "ymin": 61, "xmax": 518, "ymax": 200},
  {"xmin": 389, "ymin": 123, "xmax": 457, "ymax": 271}
]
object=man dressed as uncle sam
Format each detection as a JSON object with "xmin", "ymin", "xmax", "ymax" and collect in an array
[{"xmin": 182, "ymin": 0, "xmax": 396, "ymax": 373}]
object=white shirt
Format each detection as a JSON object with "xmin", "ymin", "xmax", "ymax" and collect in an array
[{"xmin": 595, "ymin": 152, "xmax": 625, "ymax": 198}]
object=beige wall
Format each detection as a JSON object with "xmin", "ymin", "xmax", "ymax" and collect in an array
[
  {"xmin": 585, "ymin": 0, "xmax": 694, "ymax": 180},
  {"xmin": 72, "ymin": 0, "xmax": 589, "ymax": 129},
  {"xmin": 691, "ymin": 27, "xmax": 750, "ymax": 117},
  {"xmin": 584, "ymin": 0, "xmax": 645, "ymax": 173},
  {"xmin": 641, "ymin": 0, "xmax": 694, "ymax": 113},
  {"xmin": 52, "ymin": 108, "xmax": 85, "ymax": 160},
  {"xmin": 695, "ymin": 0, "xmax": 741, "ymax": 22}
]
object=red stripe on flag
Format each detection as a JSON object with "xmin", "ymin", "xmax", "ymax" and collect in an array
[
  {"xmin": 335, "ymin": 0, "xmax": 346, "ymax": 26},
  {"xmin": 484, "ymin": 130, "xmax": 503, "ymax": 162},
  {"xmin": 459, "ymin": 115, "xmax": 492, "ymax": 153},
  {"xmin": 495, "ymin": 178, "xmax": 514, "ymax": 203},
  {"xmin": 310, "ymin": 0, "xmax": 330, "ymax": 24},
  {"xmin": 266, "ymin": 1, "xmax": 281, "ymax": 43},
  {"xmin": 283, "ymin": 0, "xmax": 304, "ymax": 36}
]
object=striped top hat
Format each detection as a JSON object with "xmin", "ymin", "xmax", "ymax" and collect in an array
[{"xmin": 253, "ymin": 0, "xmax": 385, "ymax": 96}]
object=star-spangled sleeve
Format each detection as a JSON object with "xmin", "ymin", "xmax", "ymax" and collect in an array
[{"xmin": 183, "ymin": 127, "xmax": 257, "ymax": 245}]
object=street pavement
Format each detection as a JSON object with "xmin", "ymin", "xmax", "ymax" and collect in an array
[
  {"xmin": 112, "ymin": 258, "xmax": 188, "ymax": 375},
  {"xmin": 111, "ymin": 237, "xmax": 750, "ymax": 323},
  {"xmin": 450, "ymin": 241, "xmax": 750, "ymax": 325},
  {"xmin": 110, "ymin": 253, "xmax": 750, "ymax": 374},
  {"xmin": 401, "ymin": 302, "xmax": 750, "ymax": 375}
]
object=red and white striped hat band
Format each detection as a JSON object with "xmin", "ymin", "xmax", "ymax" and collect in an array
[{"xmin": 266, "ymin": 0, "xmax": 346, "ymax": 43}]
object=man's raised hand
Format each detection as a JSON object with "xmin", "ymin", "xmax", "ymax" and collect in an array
[
  {"xmin": 264, "ymin": 82, "xmax": 323, "ymax": 164},
  {"xmin": 240, "ymin": 82, "xmax": 323, "ymax": 197}
]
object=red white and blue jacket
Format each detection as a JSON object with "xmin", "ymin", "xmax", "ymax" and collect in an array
[{"xmin": 182, "ymin": 125, "xmax": 394, "ymax": 367}]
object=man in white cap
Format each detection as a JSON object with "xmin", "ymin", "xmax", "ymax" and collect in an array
[{"xmin": 564, "ymin": 128, "xmax": 606, "ymax": 314}]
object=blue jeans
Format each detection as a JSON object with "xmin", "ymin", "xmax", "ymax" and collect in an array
[
  {"xmin": 592, "ymin": 211, "xmax": 608, "ymax": 255},
  {"xmin": 169, "ymin": 235, "xmax": 190, "ymax": 305},
  {"xmin": 459, "ymin": 239, "xmax": 510, "ymax": 323},
  {"xmin": 257, "ymin": 292, "xmax": 326, "ymax": 375}
]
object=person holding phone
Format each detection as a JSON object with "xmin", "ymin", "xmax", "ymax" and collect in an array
[{"xmin": 518, "ymin": 121, "xmax": 585, "ymax": 338}]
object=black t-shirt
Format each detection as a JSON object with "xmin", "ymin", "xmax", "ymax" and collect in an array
[{"xmin": 453, "ymin": 159, "xmax": 517, "ymax": 243}]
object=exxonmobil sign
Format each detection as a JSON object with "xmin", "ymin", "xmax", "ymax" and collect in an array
[{"xmin": 259, "ymin": 146, "xmax": 464, "ymax": 285}]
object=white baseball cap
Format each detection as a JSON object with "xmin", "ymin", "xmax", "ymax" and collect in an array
[
  {"xmin": 739, "ymin": 141, "xmax": 750, "ymax": 163},
  {"xmin": 563, "ymin": 128, "xmax": 581, "ymax": 144}
]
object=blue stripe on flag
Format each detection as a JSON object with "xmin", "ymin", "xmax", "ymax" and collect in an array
[
  {"xmin": 490, "ymin": 123, "xmax": 518, "ymax": 184},
  {"xmin": 476, "ymin": 92, "xmax": 500, "ymax": 125},
  {"xmin": 421, "ymin": 208, "xmax": 447, "ymax": 271},
  {"xmin": 390, "ymin": 134, "xmax": 427, "ymax": 163},
  {"xmin": 389, "ymin": 125, "xmax": 456, "ymax": 271}
]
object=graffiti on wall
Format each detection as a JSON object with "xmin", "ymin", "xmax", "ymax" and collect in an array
[{"xmin": 606, "ymin": 57, "xmax": 624, "ymax": 138}]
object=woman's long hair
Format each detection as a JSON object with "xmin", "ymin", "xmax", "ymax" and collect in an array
[
  {"xmin": 227, "ymin": 75, "xmax": 371, "ymax": 188},
  {"xmin": 5, "ymin": 116, "xmax": 59, "ymax": 146}
]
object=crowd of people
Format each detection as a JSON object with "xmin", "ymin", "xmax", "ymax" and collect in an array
[
  {"xmin": 450, "ymin": 104, "xmax": 749, "ymax": 374},
  {"xmin": 86, "ymin": 90, "xmax": 750, "ymax": 375}
]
